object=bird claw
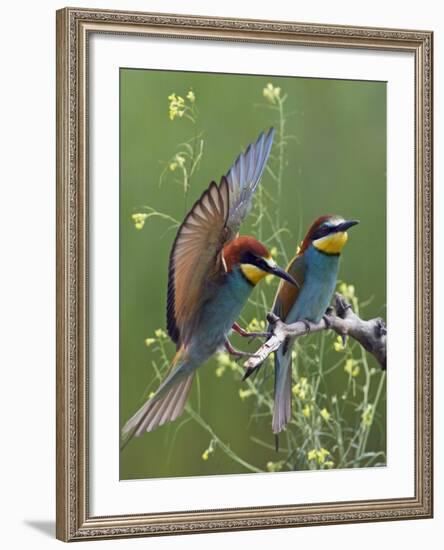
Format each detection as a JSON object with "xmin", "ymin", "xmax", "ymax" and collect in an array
[
  {"xmin": 301, "ymin": 319, "xmax": 312, "ymax": 332},
  {"xmin": 322, "ymin": 314, "xmax": 332, "ymax": 328},
  {"xmin": 232, "ymin": 323, "xmax": 270, "ymax": 340},
  {"xmin": 225, "ymin": 339, "xmax": 259, "ymax": 359}
]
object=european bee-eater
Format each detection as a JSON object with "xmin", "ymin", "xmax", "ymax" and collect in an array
[
  {"xmin": 121, "ymin": 128, "xmax": 297, "ymax": 445},
  {"xmin": 245, "ymin": 215, "xmax": 359, "ymax": 435}
]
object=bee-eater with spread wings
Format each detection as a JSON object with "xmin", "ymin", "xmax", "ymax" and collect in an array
[
  {"xmin": 121, "ymin": 128, "xmax": 297, "ymax": 445},
  {"xmin": 244, "ymin": 215, "xmax": 359, "ymax": 436}
]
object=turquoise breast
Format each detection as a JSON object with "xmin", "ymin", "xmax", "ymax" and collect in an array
[
  {"xmin": 189, "ymin": 267, "xmax": 254, "ymax": 360},
  {"xmin": 286, "ymin": 245, "xmax": 340, "ymax": 324}
]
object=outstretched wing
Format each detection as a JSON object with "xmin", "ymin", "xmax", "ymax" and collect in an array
[
  {"xmin": 167, "ymin": 128, "xmax": 275, "ymax": 347},
  {"xmin": 167, "ymin": 179, "xmax": 230, "ymax": 347},
  {"xmin": 225, "ymin": 127, "xmax": 275, "ymax": 239}
]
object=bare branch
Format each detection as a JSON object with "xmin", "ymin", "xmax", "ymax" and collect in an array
[{"xmin": 243, "ymin": 293, "xmax": 387, "ymax": 373}]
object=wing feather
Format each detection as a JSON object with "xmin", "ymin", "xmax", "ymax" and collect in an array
[
  {"xmin": 225, "ymin": 127, "xmax": 275, "ymax": 239},
  {"xmin": 167, "ymin": 179, "xmax": 229, "ymax": 346},
  {"xmin": 167, "ymin": 128, "xmax": 275, "ymax": 346},
  {"xmin": 271, "ymin": 253, "xmax": 306, "ymax": 323}
]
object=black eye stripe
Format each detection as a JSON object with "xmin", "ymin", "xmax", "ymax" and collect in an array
[
  {"xmin": 312, "ymin": 225, "xmax": 332, "ymax": 240},
  {"xmin": 240, "ymin": 251, "xmax": 256, "ymax": 264},
  {"xmin": 240, "ymin": 251, "xmax": 266, "ymax": 268}
]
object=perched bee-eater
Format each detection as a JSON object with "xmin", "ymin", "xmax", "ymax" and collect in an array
[
  {"xmin": 122, "ymin": 128, "xmax": 297, "ymax": 445},
  {"xmin": 245, "ymin": 215, "xmax": 359, "ymax": 435}
]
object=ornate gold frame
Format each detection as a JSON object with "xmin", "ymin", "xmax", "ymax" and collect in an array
[{"xmin": 56, "ymin": 7, "xmax": 433, "ymax": 542}]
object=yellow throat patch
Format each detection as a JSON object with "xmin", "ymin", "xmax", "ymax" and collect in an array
[
  {"xmin": 240, "ymin": 263, "xmax": 268, "ymax": 285},
  {"xmin": 313, "ymin": 231, "xmax": 348, "ymax": 254}
]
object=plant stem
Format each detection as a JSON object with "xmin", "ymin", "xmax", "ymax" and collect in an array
[{"xmin": 185, "ymin": 405, "xmax": 263, "ymax": 473}]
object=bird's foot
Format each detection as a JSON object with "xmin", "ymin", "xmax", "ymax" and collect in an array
[
  {"xmin": 322, "ymin": 314, "xmax": 332, "ymax": 328},
  {"xmin": 231, "ymin": 322, "xmax": 271, "ymax": 339},
  {"xmin": 224, "ymin": 339, "xmax": 259, "ymax": 359},
  {"xmin": 323, "ymin": 309, "xmax": 347, "ymax": 345},
  {"xmin": 301, "ymin": 319, "xmax": 312, "ymax": 332}
]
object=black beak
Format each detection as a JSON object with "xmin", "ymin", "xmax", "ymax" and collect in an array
[
  {"xmin": 336, "ymin": 219, "xmax": 359, "ymax": 232},
  {"xmin": 267, "ymin": 264, "xmax": 299, "ymax": 287}
]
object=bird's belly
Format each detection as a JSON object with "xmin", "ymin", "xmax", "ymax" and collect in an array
[
  {"xmin": 287, "ymin": 253, "xmax": 339, "ymax": 324},
  {"xmin": 290, "ymin": 282, "xmax": 335, "ymax": 323}
]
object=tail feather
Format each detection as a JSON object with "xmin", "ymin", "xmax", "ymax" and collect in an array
[
  {"xmin": 121, "ymin": 352, "xmax": 195, "ymax": 448},
  {"xmin": 272, "ymin": 344, "xmax": 292, "ymax": 434},
  {"xmin": 140, "ymin": 375, "xmax": 192, "ymax": 435},
  {"xmin": 171, "ymin": 374, "xmax": 194, "ymax": 419}
]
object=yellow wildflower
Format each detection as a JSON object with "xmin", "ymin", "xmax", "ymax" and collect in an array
[
  {"xmin": 168, "ymin": 93, "xmax": 186, "ymax": 120},
  {"xmin": 333, "ymin": 335, "xmax": 346, "ymax": 352},
  {"xmin": 320, "ymin": 408, "xmax": 331, "ymax": 422},
  {"xmin": 169, "ymin": 154, "xmax": 185, "ymax": 172},
  {"xmin": 239, "ymin": 388, "xmax": 254, "ymax": 401},
  {"xmin": 307, "ymin": 447, "xmax": 332, "ymax": 466},
  {"xmin": 247, "ymin": 318, "xmax": 266, "ymax": 333},
  {"xmin": 307, "ymin": 449, "xmax": 317, "ymax": 461},
  {"xmin": 217, "ymin": 352, "xmax": 231, "ymax": 367},
  {"xmin": 144, "ymin": 338, "xmax": 156, "ymax": 347},
  {"xmin": 302, "ymin": 404, "xmax": 311, "ymax": 418},
  {"xmin": 216, "ymin": 352, "xmax": 237, "ymax": 373},
  {"xmin": 270, "ymin": 246, "xmax": 278, "ymax": 258},
  {"xmin": 201, "ymin": 440, "xmax": 215, "ymax": 461},
  {"xmin": 186, "ymin": 89, "xmax": 195, "ymax": 102},
  {"xmin": 292, "ymin": 377, "xmax": 309, "ymax": 400},
  {"xmin": 154, "ymin": 328, "xmax": 167, "ymax": 339},
  {"xmin": 318, "ymin": 448, "xmax": 330, "ymax": 463},
  {"xmin": 263, "ymin": 82, "xmax": 281, "ymax": 104},
  {"xmin": 338, "ymin": 282, "xmax": 356, "ymax": 301},
  {"xmin": 344, "ymin": 358, "xmax": 360, "ymax": 377},
  {"xmin": 265, "ymin": 274, "xmax": 274, "ymax": 285},
  {"xmin": 361, "ymin": 404, "xmax": 374, "ymax": 428},
  {"xmin": 266, "ymin": 461, "xmax": 284, "ymax": 472},
  {"xmin": 175, "ymin": 154, "xmax": 186, "ymax": 167},
  {"xmin": 131, "ymin": 212, "xmax": 148, "ymax": 230},
  {"xmin": 298, "ymin": 388, "xmax": 306, "ymax": 400}
]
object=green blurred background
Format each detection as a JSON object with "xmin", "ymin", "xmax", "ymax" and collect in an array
[{"xmin": 119, "ymin": 68, "xmax": 386, "ymax": 480}]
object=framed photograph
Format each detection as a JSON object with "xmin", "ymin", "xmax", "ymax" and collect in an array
[{"xmin": 56, "ymin": 7, "xmax": 433, "ymax": 541}]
